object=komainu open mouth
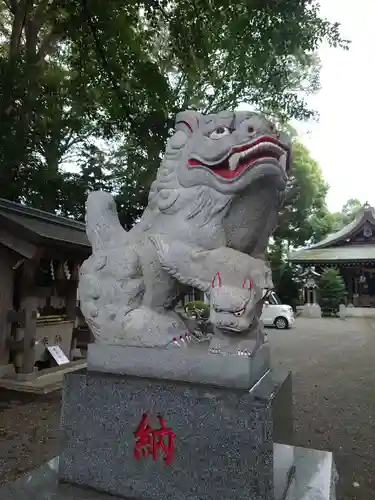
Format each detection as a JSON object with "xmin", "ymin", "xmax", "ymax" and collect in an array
[{"xmin": 188, "ymin": 136, "xmax": 289, "ymax": 179}]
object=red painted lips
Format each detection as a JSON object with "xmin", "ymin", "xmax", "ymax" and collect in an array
[{"xmin": 188, "ymin": 136, "xmax": 288, "ymax": 179}]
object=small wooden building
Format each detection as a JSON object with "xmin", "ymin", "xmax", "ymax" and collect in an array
[
  {"xmin": 0, "ymin": 198, "xmax": 91, "ymax": 381},
  {"xmin": 288, "ymin": 203, "xmax": 375, "ymax": 308}
]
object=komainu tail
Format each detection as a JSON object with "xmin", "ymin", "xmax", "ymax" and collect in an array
[
  {"xmin": 85, "ymin": 190, "xmax": 128, "ymax": 251},
  {"xmin": 78, "ymin": 190, "xmax": 143, "ymax": 343}
]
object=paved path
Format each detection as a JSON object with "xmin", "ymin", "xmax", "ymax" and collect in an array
[{"xmin": 268, "ymin": 317, "xmax": 375, "ymax": 500}]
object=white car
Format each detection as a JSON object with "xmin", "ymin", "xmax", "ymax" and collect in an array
[{"xmin": 261, "ymin": 291, "xmax": 294, "ymax": 329}]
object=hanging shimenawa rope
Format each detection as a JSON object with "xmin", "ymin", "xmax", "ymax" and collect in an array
[
  {"xmin": 50, "ymin": 260, "xmax": 55, "ymax": 280},
  {"xmin": 63, "ymin": 261, "xmax": 71, "ymax": 280}
]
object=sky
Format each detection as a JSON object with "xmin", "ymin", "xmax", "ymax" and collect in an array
[{"xmin": 295, "ymin": 0, "xmax": 375, "ymax": 212}]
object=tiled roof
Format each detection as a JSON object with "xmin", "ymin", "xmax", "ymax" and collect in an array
[
  {"xmin": 288, "ymin": 246, "xmax": 375, "ymax": 263},
  {"xmin": 288, "ymin": 203, "xmax": 375, "ymax": 263},
  {"xmin": 0, "ymin": 198, "xmax": 90, "ymax": 248},
  {"xmin": 303, "ymin": 204, "xmax": 375, "ymax": 250}
]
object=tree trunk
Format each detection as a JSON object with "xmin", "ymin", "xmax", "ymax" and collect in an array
[{"xmin": 0, "ymin": 0, "xmax": 65, "ymax": 204}]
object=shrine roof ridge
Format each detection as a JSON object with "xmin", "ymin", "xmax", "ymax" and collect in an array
[
  {"xmin": 0, "ymin": 198, "xmax": 86, "ymax": 230},
  {"xmin": 288, "ymin": 245, "xmax": 375, "ymax": 264},
  {"xmin": 0, "ymin": 197, "xmax": 90, "ymax": 249},
  {"xmin": 288, "ymin": 203, "xmax": 375, "ymax": 263},
  {"xmin": 307, "ymin": 203, "xmax": 375, "ymax": 250}
]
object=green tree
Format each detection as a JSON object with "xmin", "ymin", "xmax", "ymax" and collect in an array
[
  {"xmin": 274, "ymin": 140, "xmax": 333, "ymax": 248},
  {"xmin": 270, "ymin": 140, "xmax": 334, "ymax": 305},
  {"xmin": 330, "ymin": 198, "xmax": 362, "ymax": 231},
  {"xmin": 54, "ymin": 144, "xmax": 116, "ymax": 220},
  {"xmin": 0, "ymin": 0, "xmax": 348, "ymax": 218},
  {"xmin": 318, "ymin": 268, "xmax": 346, "ymax": 315},
  {"xmin": 0, "ymin": 1, "xmax": 97, "ymax": 208},
  {"xmin": 269, "ymin": 239, "xmax": 302, "ymax": 310}
]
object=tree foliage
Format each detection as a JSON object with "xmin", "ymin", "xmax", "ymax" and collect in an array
[
  {"xmin": 318, "ymin": 268, "xmax": 346, "ymax": 315},
  {"xmin": 268, "ymin": 239, "xmax": 301, "ymax": 310},
  {"xmin": 0, "ymin": 0, "xmax": 348, "ymax": 219},
  {"xmin": 274, "ymin": 140, "xmax": 333, "ymax": 248},
  {"xmin": 268, "ymin": 140, "xmax": 336, "ymax": 305},
  {"xmin": 330, "ymin": 198, "xmax": 362, "ymax": 231},
  {"xmin": 184, "ymin": 301, "xmax": 210, "ymax": 320}
]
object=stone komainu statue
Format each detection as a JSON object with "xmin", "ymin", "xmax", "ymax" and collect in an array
[{"xmin": 78, "ymin": 110, "xmax": 291, "ymax": 352}]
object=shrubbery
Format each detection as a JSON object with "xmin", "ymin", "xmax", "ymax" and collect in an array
[
  {"xmin": 318, "ymin": 268, "xmax": 346, "ymax": 315},
  {"xmin": 184, "ymin": 301, "xmax": 210, "ymax": 320}
]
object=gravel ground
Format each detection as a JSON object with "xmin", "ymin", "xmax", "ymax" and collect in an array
[
  {"xmin": 0, "ymin": 317, "xmax": 374, "ymax": 499},
  {"xmin": 270, "ymin": 317, "xmax": 375, "ymax": 500}
]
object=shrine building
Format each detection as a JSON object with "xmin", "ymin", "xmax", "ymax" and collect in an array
[
  {"xmin": 0, "ymin": 198, "xmax": 93, "ymax": 391},
  {"xmin": 288, "ymin": 203, "xmax": 375, "ymax": 309}
]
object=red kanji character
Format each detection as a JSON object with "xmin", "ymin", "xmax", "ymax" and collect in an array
[{"xmin": 133, "ymin": 413, "xmax": 176, "ymax": 465}]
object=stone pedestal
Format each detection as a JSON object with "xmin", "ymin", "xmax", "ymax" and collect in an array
[
  {"xmin": 301, "ymin": 303, "xmax": 322, "ymax": 318},
  {"xmin": 0, "ymin": 447, "xmax": 338, "ymax": 500},
  {"xmin": 59, "ymin": 345, "xmax": 293, "ymax": 500},
  {"xmin": 0, "ymin": 343, "xmax": 338, "ymax": 500},
  {"xmin": 86, "ymin": 342, "xmax": 272, "ymax": 390},
  {"xmin": 339, "ymin": 304, "xmax": 346, "ymax": 320}
]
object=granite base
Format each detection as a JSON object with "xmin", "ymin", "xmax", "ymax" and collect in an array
[
  {"xmin": 0, "ymin": 445, "xmax": 338, "ymax": 500},
  {"xmin": 301, "ymin": 304, "xmax": 322, "ymax": 319},
  {"xmin": 59, "ymin": 368, "xmax": 293, "ymax": 500},
  {"xmin": 87, "ymin": 343, "xmax": 271, "ymax": 390}
]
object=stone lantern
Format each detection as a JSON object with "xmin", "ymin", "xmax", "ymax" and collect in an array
[{"xmin": 300, "ymin": 267, "xmax": 322, "ymax": 318}]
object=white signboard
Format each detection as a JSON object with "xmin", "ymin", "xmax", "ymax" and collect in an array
[{"xmin": 47, "ymin": 345, "xmax": 70, "ymax": 365}]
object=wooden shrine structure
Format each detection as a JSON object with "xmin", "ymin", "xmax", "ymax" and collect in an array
[
  {"xmin": 288, "ymin": 203, "xmax": 375, "ymax": 308},
  {"xmin": 0, "ymin": 198, "xmax": 92, "ymax": 387}
]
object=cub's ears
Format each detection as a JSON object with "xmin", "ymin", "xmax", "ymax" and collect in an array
[
  {"xmin": 242, "ymin": 278, "xmax": 253, "ymax": 290},
  {"xmin": 211, "ymin": 272, "xmax": 222, "ymax": 288}
]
